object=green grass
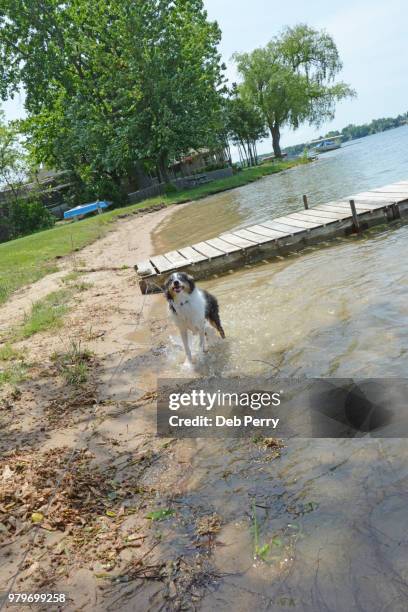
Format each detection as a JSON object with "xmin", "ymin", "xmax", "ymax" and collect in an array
[
  {"xmin": 0, "ymin": 343, "xmax": 22, "ymax": 361},
  {"xmin": 62, "ymin": 270, "xmax": 83, "ymax": 283},
  {"xmin": 0, "ymin": 342, "xmax": 27, "ymax": 388},
  {"xmin": 51, "ymin": 340, "xmax": 93, "ymax": 386},
  {"xmin": 0, "ymin": 362, "xmax": 27, "ymax": 387},
  {"xmin": 0, "ymin": 158, "xmax": 306, "ymax": 305},
  {"xmin": 18, "ymin": 288, "xmax": 73, "ymax": 338}
]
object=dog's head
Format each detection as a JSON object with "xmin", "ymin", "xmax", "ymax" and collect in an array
[{"xmin": 164, "ymin": 272, "xmax": 195, "ymax": 300}]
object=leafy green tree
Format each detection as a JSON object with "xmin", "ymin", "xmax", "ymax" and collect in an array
[
  {"xmin": 0, "ymin": 0, "xmax": 225, "ymax": 198},
  {"xmin": 0, "ymin": 113, "xmax": 54, "ymax": 241},
  {"xmin": 233, "ymin": 24, "xmax": 355, "ymax": 157},
  {"xmin": 227, "ymin": 88, "xmax": 268, "ymax": 166},
  {"xmin": 0, "ymin": 112, "xmax": 26, "ymax": 192}
]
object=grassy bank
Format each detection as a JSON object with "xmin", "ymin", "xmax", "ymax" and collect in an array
[{"xmin": 0, "ymin": 158, "xmax": 306, "ymax": 304}]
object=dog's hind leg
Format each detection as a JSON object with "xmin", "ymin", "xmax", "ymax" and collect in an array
[
  {"xmin": 199, "ymin": 328, "xmax": 208, "ymax": 353},
  {"xmin": 180, "ymin": 329, "xmax": 193, "ymax": 364}
]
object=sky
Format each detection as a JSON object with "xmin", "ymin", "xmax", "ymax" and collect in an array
[
  {"xmin": 2, "ymin": 0, "xmax": 407, "ymax": 156},
  {"xmin": 203, "ymin": 0, "xmax": 407, "ymax": 153}
]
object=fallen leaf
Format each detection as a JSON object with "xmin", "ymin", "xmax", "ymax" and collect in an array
[
  {"xmin": 31, "ymin": 512, "xmax": 44, "ymax": 524},
  {"xmin": 2, "ymin": 465, "xmax": 13, "ymax": 481},
  {"xmin": 26, "ymin": 561, "xmax": 39, "ymax": 577}
]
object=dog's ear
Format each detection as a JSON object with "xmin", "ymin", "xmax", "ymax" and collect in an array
[
  {"xmin": 186, "ymin": 274, "xmax": 195, "ymax": 293},
  {"xmin": 163, "ymin": 277, "xmax": 173, "ymax": 301}
]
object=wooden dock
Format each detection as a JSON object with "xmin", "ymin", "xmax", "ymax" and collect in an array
[{"xmin": 135, "ymin": 180, "xmax": 408, "ymax": 293}]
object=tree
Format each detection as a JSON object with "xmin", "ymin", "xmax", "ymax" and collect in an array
[
  {"xmin": 233, "ymin": 24, "xmax": 355, "ymax": 157},
  {"xmin": 227, "ymin": 88, "xmax": 268, "ymax": 166},
  {"xmin": 0, "ymin": 0, "xmax": 225, "ymax": 199},
  {"xmin": 0, "ymin": 111, "xmax": 28, "ymax": 201},
  {"xmin": 0, "ymin": 113, "xmax": 54, "ymax": 241}
]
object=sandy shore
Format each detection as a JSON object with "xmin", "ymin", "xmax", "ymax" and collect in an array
[{"xmin": 0, "ymin": 204, "xmax": 202, "ymax": 609}]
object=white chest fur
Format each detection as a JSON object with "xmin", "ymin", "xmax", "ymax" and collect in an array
[{"xmin": 170, "ymin": 288, "xmax": 206, "ymax": 334}]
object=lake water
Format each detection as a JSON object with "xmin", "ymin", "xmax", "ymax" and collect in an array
[
  {"xmin": 153, "ymin": 125, "xmax": 408, "ymax": 379},
  {"xmin": 143, "ymin": 127, "xmax": 408, "ymax": 610}
]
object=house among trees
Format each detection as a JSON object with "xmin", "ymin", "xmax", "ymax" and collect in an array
[{"xmin": 170, "ymin": 148, "xmax": 231, "ymax": 176}]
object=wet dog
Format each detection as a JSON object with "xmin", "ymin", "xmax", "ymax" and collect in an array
[{"xmin": 163, "ymin": 272, "xmax": 225, "ymax": 364}]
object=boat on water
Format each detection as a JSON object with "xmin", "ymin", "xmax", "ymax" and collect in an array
[{"xmin": 310, "ymin": 136, "xmax": 342, "ymax": 153}]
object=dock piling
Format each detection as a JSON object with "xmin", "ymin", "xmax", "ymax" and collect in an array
[
  {"xmin": 302, "ymin": 195, "xmax": 309, "ymax": 210},
  {"xmin": 391, "ymin": 201, "xmax": 401, "ymax": 219},
  {"xmin": 349, "ymin": 199, "xmax": 360, "ymax": 232}
]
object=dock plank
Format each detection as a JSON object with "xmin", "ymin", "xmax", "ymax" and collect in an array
[
  {"xmin": 289, "ymin": 212, "xmax": 338, "ymax": 225},
  {"xmin": 165, "ymin": 250, "xmax": 191, "ymax": 266},
  {"xmin": 220, "ymin": 232, "xmax": 258, "ymax": 248},
  {"xmin": 233, "ymin": 228, "xmax": 272, "ymax": 244},
  {"xmin": 247, "ymin": 224, "xmax": 284, "ymax": 239},
  {"xmin": 136, "ymin": 259, "xmax": 156, "ymax": 276},
  {"xmin": 351, "ymin": 192, "xmax": 398, "ymax": 202},
  {"xmin": 370, "ymin": 185, "xmax": 408, "ymax": 194},
  {"xmin": 277, "ymin": 215, "xmax": 321, "ymax": 229},
  {"xmin": 262, "ymin": 220, "xmax": 306, "ymax": 234},
  {"xmin": 315, "ymin": 204, "xmax": 353, "ymax": 217},
  {"xmin": 354, "ymin": 200, "xmax": 393, "ymax": 210},
  {"xmin": 178, "ymin": 246, "xmax": 207, "ymax": 263},
  {"xmin": 193, "ymin": 241, "xmax": 225, "ymax": 259},
  {"xmin": 322, "ymin": 201, "xmax": 375, "ymax": 212},
  {"xmin": 206, "ymin": 237, "xmax": 241, "ymax": 253},
  {"xmin": 150, "ymin": 254, "xmax": 178, "ymax": 273},
  {"xmin": 307, "ymin": 207, "xmax": 350, "ymax": 220}
]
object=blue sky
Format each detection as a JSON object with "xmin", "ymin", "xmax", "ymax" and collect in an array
[
  {"xmin": 204, "ymin": 0, "xmax": 407, "ymax": 152},
  {"xmin": 3, "ymin": 0, "xmax": 407, "ymax": 154}
]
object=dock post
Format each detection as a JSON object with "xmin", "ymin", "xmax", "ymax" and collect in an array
[
  {"xmin": 391, "ymin": 201, "xmax": 401, "ymax": 219},
  {"xmin": 349, "ymin": 199, "xmax": 360, "ymax": 232},
  {"xmin": 302, "ymin": 195, "xmax": 309, "ymax": 210}
]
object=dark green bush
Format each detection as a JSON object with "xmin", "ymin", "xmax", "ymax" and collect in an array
[
  {"xmin": 164, "ymin": 182, "xmax": 178, "ymax": 194},
  {"xmin": 3, "ymin": 198, "xmax": 55, "ymax": 241}
]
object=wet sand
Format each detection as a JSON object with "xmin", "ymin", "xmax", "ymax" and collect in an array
[{"xmin": 0, "ymin": 204, "xmax": 187, "ymax": 609}]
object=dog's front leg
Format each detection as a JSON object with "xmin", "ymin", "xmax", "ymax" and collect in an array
[{"xmin": 180, "ymin": 329, "xmax": 193, "ymax": 365}]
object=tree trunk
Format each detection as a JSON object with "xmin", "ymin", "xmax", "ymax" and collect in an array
[
  {"xmin": 247, "ymin": 140, "xmax": 254, "ymax": 166},
  {"xmin": 158, "ymin": 151, "xmax": 170, "ymax": 183},
  {"xmin": 240, "ymin": 140, "xmax": 248, "ymax": 166},
  {"xmin": 270, "ymin": 123, "xmax": 282, "ymax": 158}
]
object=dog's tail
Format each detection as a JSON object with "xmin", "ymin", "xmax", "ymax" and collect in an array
[
  {"xmin": 204, "ymin": 290, "xmax": 225, "ymax": 339},
  {"xmin": 210, "ymin": 316, "xmax": 225, "ymax": 338},
  {"xmin": 216, "ymin": 320, "xmax": 226, "ymax": 339}
]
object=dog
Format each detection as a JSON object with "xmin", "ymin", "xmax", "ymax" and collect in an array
[{"xmin": 163, "ymin": 272, "xmax": 225, "ymax": 364}]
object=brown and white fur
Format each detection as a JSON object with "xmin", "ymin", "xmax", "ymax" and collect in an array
[{"xmin": 164, "ymin": 272, "xmax": 225, "ymax": 365}]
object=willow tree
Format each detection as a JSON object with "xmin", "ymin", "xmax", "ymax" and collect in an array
[{"xmin": 233, "ymin": 24, "xmax": 355, "ymax": 157}]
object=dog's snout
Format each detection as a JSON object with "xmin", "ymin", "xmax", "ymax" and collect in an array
[{"xmin": 173, "ymin": 279, "xmax": 180, "ymax": 287}]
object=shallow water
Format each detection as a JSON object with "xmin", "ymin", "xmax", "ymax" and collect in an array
[
  {"xmin": 153, "ymin": 126, "xmax": 408, "ymax": 379},
  {"xmin": 144, "ymin": 127, "xmax": 408, "ymax": 610}
]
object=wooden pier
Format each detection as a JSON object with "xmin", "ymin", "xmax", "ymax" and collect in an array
[{"xmin": 135, "ymin": 180, "xmax": 408, "ymax": 294}]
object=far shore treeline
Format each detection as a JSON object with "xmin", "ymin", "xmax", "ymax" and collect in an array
[
  {"xmin": 1, "ymin": 0, "xmax": 354, "ymax": 240},
  {"xmin": 283, "ymin": 112, "xmax": 408, "ymax": 157}
]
